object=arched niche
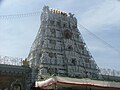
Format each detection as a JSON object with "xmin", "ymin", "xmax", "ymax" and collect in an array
[{"xmin": 10, "ymin": 80, "xmax": 23, "ymax": 90}]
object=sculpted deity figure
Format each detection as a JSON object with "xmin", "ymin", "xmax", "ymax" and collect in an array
[
  {"xmin": 40, "ymin": 52, "xmax": 50, "ymax": 64},
  {"xmin": 42, "ymin": 40, "xmax": 48, "ymax": 48}
]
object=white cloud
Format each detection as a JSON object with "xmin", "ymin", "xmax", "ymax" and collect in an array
[{"xmin": 80, "ymin": 0, "xmax": 120, "ymax": 32}]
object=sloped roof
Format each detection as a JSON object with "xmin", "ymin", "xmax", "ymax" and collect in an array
[{"xmin": 35, "ymin": 76, "xmax": 120, "ymax": 89}]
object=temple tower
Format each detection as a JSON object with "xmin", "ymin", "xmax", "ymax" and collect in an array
[{"xmin": 28, "ymin": 6, "xmax": 99, "ymax": 80}]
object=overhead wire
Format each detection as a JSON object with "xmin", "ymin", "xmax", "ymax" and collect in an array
[
  {"xmin": 0, "ymin": 11, "xmax": 119, "ymax": 54},
  {"xmin": 78, "ymin": 23, "xmax": 120, "ymax": 55},
  {"xmin": 78, "ymin": 23, "xmax": 120, "ymax": 80},
  {"xmin": 0, "ymin": 11, "xmax": 41, "ymax": 19}
]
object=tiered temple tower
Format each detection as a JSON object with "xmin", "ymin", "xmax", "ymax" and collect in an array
[{"xmin": 28, "ymin": 6, "xmax": 99, "ymax": 80}]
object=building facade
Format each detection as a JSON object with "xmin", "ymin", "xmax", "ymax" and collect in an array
[
  {"xmin": 28, "ymin": 6, "xmax": 99, "ymax": 81},
  {"xmin": 0, "ymin": 63, "xmax": 32, "ymax": 90}
]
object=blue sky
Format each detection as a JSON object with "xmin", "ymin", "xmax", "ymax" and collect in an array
[{"xmin": 0, "ymin": 0, "xmax": 120, "ymax": 70}]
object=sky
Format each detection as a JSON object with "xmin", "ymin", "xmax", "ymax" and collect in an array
[{"xmin": 0, "ymin": 0, "xmax": 120, "ymax": 71}]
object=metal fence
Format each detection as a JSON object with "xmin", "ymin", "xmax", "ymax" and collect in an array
[
  {"xmin": 0, "ymin": 55, "xmax": 23, "ymax": 66},
  {"xmin": 100, "ymin": 68, "xmax": 120, "ymax": 77}
]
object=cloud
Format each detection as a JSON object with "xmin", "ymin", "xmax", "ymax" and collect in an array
[
  {"xmin": 0, "ymin": 0, "xmax": 3, "ymax": 6},
  {"xmin": 80, "ymin": 0, "xmax": 120, "ymax": 32},
  {"xmin": 0, "ymin": 0, "xmax": 44, "ymax": 15}
]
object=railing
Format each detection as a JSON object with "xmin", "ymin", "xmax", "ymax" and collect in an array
[
  {"xmin": 100, "ymin": 68, "xmax": 120, "ymax": 77},
  {"xmin": 0, "ymin": 55, "xmax": 23, "ymax": 66}
]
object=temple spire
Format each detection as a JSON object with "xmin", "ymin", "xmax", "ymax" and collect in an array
[{"xmin": 28, "ymin": 6, "xmax": 99, "ymax": 80}]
